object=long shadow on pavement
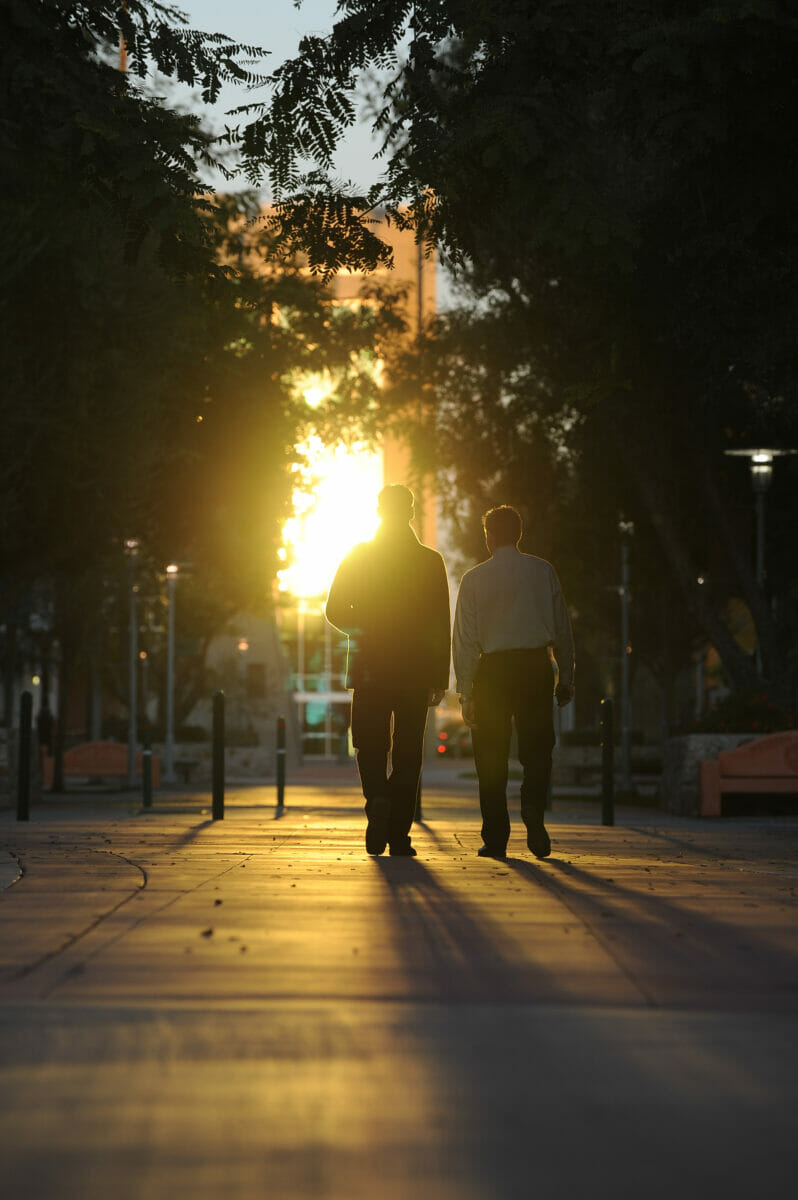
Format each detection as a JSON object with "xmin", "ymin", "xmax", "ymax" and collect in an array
[
  {"xmin": 506, "ymin": 855, "xmax": 798, "ymax": 1009},
  {"xmin": 375, "ymin": 855, "xmax": 587, "ymax": 1005}
]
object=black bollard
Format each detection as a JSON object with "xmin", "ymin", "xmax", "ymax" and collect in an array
[
  {"xmin": 17, "ymin": 690, "xmax": 32, "ymax": 822},
  {"xmin": 212, "ymin": 690, "xmax": 225, "ymax": 820},
  {"xmin": 141, "ymin": 724, "xmax": 153, "ymax": 809},
  {"xmin": 600, "ymin": 697, "xmax": 615, "ymax": 826},
  {"xmin": 276, "ymin": 715, "xmax": 286, "ymax": 809}
]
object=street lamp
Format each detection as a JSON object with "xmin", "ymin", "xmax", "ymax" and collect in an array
[
  {"xmin": 139, "ymin": 650, "xmax": 149, "ymax": 721},
  {"xmin": 724, "ymin": 448, "xmax": 795, "ymax": 589},
  {"xmin": 618, "ymin": 519, "xmax": 634, "ymax": 794},
  {"xmin": 164, "ymin": 563, "xmax": 179, "ymax": 784},
  {"xmin": 124, "ymin": 538, "xmax": 140, "ymax": 788}
]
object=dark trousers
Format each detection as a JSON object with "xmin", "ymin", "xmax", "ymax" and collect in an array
[
  {"xmin": 472, "ymin": 648, "xmax": 556, "ymax": 852},
  {"xmin": 350, "ymin": 686, "xmax": 429, "ymax": 848}
]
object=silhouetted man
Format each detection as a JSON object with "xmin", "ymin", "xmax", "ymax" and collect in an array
[
  {"xmin": 326, "ymin": 484, "xmax": 451, "ymax": 856},
  {"xmin": 453, "ymin": 505, "xmax": 575, "ymax": 860}
]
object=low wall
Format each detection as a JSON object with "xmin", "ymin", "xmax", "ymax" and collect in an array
[
  {"xmin": 550, "ymin": 743, "xmax": 662, "ymax": 787},
  {"xmin": 153, "ymin": 742, "xmax": 277, "ymax": 785},
  {"xmin": 661, "ymin": 734, "xmax": 754, "ymax": 815}
]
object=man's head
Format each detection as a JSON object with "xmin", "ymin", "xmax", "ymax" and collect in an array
[
  {"xmin": 378, "ymin": 483, "xmax": 414, "ymax": 526},
  {"xmin": 483, "ymin": 505, "xmax": 522, "ymax": 552}
]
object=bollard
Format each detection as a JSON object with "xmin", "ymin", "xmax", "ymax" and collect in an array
[
  {"xmin": 212, "ymin": 690, "xmax": 225, "ymax": 820},
  {"xmin": 276, "ymin": 715, "xmax": 286, "ymax": 809},
  {"xmin": 141, "ymin": 724, "xmax": 153, "ymax": 809},
  {"xmin": 17, "ymin": 691, "xmax": 32, "ymax": 822},
  {"xmin": 600, "ymin": 697, "xmax": 615, "ymax": 826},
  {"xmin": 414, "ymin": 774, "xmax": 423, "ymax": 823}
]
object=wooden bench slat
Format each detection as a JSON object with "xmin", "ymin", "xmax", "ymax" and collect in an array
[
  {"xmin": 700, "ymin": 732, "xmax": 798, "ymax": 815},
  {"xmin": 41, "ymin": 741, "xmax": 161, "ymax": 789},
  {"xmin": 714, "ymin": 778, "xmax": 798, "ymax": 793}
]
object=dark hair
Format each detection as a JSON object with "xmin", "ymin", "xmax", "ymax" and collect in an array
[
  {"xmin": 378, "ymin": 483, "xmax": 414, "ymax": 521},
  {"xmin": 483, "ymin": 505, "xmax": 522, "ymax": 545}
]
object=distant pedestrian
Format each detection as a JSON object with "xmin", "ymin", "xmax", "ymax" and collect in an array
[
  {"xmin": 326, "ymin": 485, "xmax": 451, "ymax": 856},
  {"xmin": 453, "ymin": 505, "xmax": 575, "ymax": 860}
]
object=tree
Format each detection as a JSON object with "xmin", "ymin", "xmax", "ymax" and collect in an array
[
  {"xmin": 241, "ymin": 1, "xmax": 798, "ymax": 709},
  {"xmin": 0, "ymin": 2, "xmax": 404, "ymax": 758}
]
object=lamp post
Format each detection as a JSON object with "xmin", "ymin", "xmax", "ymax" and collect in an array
[
  {"xmin": 237, "ymin": 637, "xmax": 250, "ymax": 679},
  {"xmin": 618, "ymin": 519, "xmax": 634, "ymax": 794},
  {"xmin": 724, "ymin": 448, "xmax": 795, "ymax": 588},
  {"xmin": 124, "ymin": 538, "xmax": 140, "ymax": 788},
  {"xmin": 725, "ymin": 448, "xmax": 796, "ymax": 671},
  {"xmin": 164, "ymin": 563, "xmax": 179, "ymax": 784}
]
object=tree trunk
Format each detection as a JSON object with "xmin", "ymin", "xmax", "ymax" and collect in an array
[
  {"xmin": 625, "ymin": 448, "xmax": 760, "ymax": 693},
  {"xmin": 52, "ymin": 639, "xmax": 69, "ymax": 793},
  {"xmin": 699, "ymin": 466, "xmax": 791, "ymax": 705},
  {"xmin": 2, "ymin": 620, "xmax": 18, "ymax": 730}
]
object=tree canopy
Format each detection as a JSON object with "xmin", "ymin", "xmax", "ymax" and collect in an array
[
  {"xmin": 0, "ymin": 1, "xmax": 403, "ymax": 738},
  {"xmin": 248, "ymin": 0, "xmax": 798, "ymax": 710}
]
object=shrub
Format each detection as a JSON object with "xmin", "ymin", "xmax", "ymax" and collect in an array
[{"xmin": 692, "ymin": 691, "xmax": 795, "ymax": 734}]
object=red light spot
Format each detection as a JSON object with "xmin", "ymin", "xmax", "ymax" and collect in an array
[
  {"xmin": 440, "ymin": 731, "xmax": 448, "ymax": 739},
  {"xmin": 437, "ymin": 745, "xmax": 446, "ymax": 754}
]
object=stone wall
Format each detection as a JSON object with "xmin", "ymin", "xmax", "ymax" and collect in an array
[
  {"xmin": 550, "ymin": 743, "xmax": 662, "ymax": 787},
  {"xmin": 661, "ymin": 734, "xmax": 754, "ymax": 815},
  {"xmin": 151, "ymin": 741, "xmax": 277, "ymax": 786}
]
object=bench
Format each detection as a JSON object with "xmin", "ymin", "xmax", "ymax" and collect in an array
[
  {"xmin": 699, "ymin": 731, "xmax": 798, "ymax": 816},
  {"xmin": 42, "ymin": 741, "xmax": 161, "ymax": 789}
]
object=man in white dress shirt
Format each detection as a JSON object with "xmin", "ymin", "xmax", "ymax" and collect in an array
[{"xmin": 453, "ymin": 505, "xmax": 575, "ymax": 860}]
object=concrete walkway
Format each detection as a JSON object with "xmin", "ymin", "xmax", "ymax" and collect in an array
[{"xmin": 1, "ymin": 777, "xmax": 797, "ymax": 1199}]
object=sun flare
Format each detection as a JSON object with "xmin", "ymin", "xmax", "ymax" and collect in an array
[{"xmin": 279, "ymin": 435, "xmax": 383, "ymax": 599}]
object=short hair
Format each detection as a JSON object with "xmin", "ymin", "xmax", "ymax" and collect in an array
[
  {"xmin": 483, "ymin": 505, "xmax": 522, "ymax": 545},
  {"xmin": 378, "ymin": 483, "xmax": 414, "ymax": 521}
]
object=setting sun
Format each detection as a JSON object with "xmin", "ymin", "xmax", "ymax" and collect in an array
[{"xmin": 278, "ymin": 435, "xmax": 383, "ymax": 599}]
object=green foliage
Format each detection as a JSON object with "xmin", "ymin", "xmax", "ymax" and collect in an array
[
  {"xmin": 692, "ymin": 691, "xmax": 796, "ymax": 734},
  {"xmin": 251, "ymin": 0, "xmax": 798, "ymax": 706},
  {"xmin": 0, "ymin": 1, "xmax": 405, "ymax": 732}
]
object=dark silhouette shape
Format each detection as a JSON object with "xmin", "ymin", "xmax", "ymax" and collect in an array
[
  {"xmin": 326, "ymin": 484, "xmax": 450, "ymax": 856},
  {"xmin": 36, "ymin": 699, "xmax": 54, "ymax": 756},
  {"xmin": 453, "ymin": 505, "xmax": 575, "ymax": 859}
]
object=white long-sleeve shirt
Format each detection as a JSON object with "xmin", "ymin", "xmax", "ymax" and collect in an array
[{"xmin": 453, "ymin": 545, "xmax": 575, "ymax": 697}]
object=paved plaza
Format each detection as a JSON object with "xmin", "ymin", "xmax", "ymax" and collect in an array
[{"xmin": 1, "ymin": 769, "xmax": 797, "ymax": 1198}]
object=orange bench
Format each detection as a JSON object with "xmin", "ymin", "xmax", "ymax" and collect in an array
[
  {"xmin": 699, "ymin": 731, "xmax": 798, "ymax": 816},
  {"xmin": 42, "ymin": 740, "xmax": 161, "ymax": 789}
]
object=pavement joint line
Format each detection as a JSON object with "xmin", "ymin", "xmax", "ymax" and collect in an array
[
  {"xmin": 0, "ymin": 849, "xmax": 23, "ymax": 892},
  {"xmin": 19, "ymin": 849, "xmax": 261, "ymax": 999},
  {"xmin": 6, "ymin": 850, "xmax": 147, "ymax": 985}
]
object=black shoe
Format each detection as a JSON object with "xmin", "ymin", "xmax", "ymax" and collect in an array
[
  {"xmin": 527, "ymin": 823, "xmax": 551, "ymax": 859},
  {"xmin": 389, "ymin": 844, "xmax": 417, "ymax": 857},
  {"xmin": 477, "ymin": 846, "xmax": 507, "ymax": 860},
  {"xmin": 365, "ymin": 797, "xmax": 391, "ymax": 855}
]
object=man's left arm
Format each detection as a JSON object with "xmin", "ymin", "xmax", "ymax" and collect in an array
[{"xmin": 427, "ymin": 553, "xmax": 451, "ymax": 705}]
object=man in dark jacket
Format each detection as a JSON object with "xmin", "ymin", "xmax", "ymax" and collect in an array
[{"xmin": 326, "ymin": 484, "xmax": 451, "ymax": 856}]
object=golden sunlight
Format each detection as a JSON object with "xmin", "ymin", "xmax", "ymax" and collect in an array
[{"xmin": 278, "ymin": 435, "xmax": 383, "ymax": 599}]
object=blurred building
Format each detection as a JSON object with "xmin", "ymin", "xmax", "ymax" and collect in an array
[{"xmin": 222, "ymin": 211, "xmax": 442, "ymax": 764}]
